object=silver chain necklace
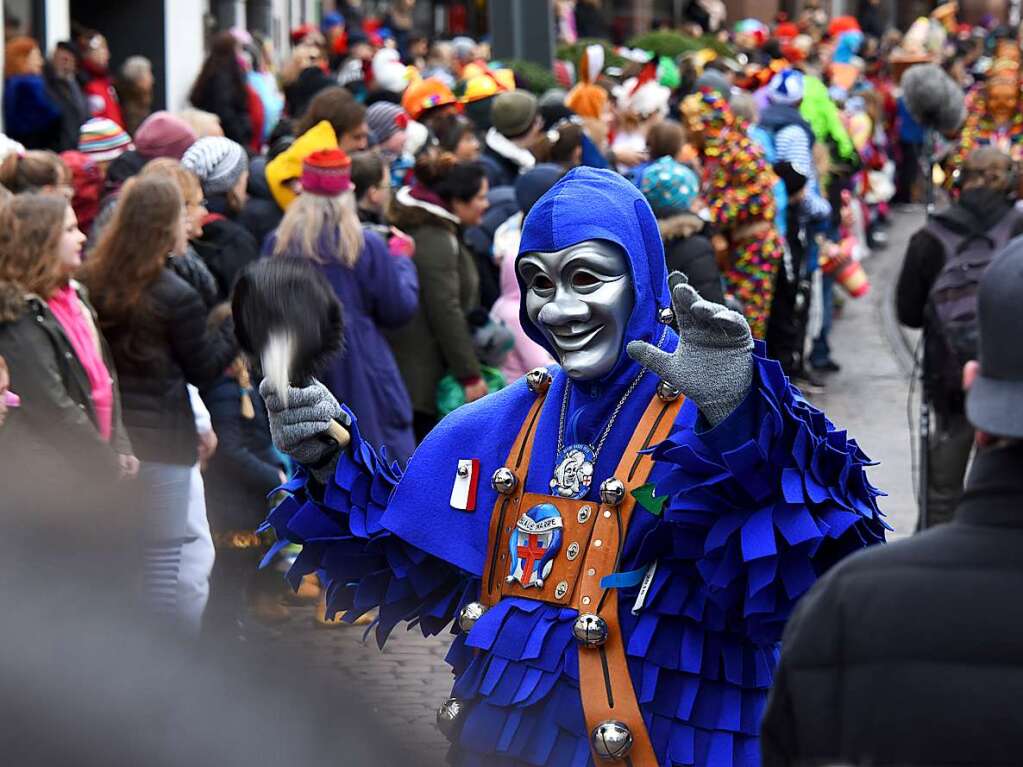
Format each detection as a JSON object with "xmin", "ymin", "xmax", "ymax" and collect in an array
[
  {"xmin": 555, "ymin": 365, "xmax": 646, "ymax": 460},
  {"xmin": 549, "ymin": 327, "xmax": 668, "ymax": 499}
]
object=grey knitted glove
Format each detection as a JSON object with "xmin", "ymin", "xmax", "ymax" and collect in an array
[
  {"xmin": 627, "ymin": 272, "xmax": 754, "ymax": 427},
  {"xmin": 260, "ymin": 378, "xmax": 345, "ymax": 468}
]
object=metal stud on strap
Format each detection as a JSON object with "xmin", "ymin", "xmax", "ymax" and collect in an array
[
  {"xmin": 491, "ymin": 467, "xmax": 517, "ymax": 495},
  {"xmin": 525, "ymin": 367, "xmax": 553, "ymax": 395},
  {"xmin": 591, "ymin": 720, "xmax": 634, "ymax": 761},
  {"xmin": 573, "ymin": 613, "xmax": 609, "ymax": 647}
]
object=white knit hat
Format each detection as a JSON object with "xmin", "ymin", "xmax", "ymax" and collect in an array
[{"xmin": 181, "ymin": 137, "xmax": 248, "ymax": 196}]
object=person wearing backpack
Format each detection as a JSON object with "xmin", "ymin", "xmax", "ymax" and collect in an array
[{"xmin": 897, "ymin": 146, "xmax": 1023, "ymax": 527}]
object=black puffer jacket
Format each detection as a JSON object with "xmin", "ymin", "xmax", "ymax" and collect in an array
[
  {"xmin": 236, "ymin": 156, "xmax": 283, "ymax": 249},
  {"xmin": 192, "ymin": 208, "xmax": 261, "ymax": 301},
  {"xmin": 761, "ymin": 442, "xmax": 1023, "ymax": 767},
  {"xmin": 105, "ymin": 268, "xmax": 238, "ymax": 466},
  {"xmin": 658, "ymin": 211, "xmax": 725, "ymax": 305},
  {"xmin": 0, "ymin": 282, "xmax": 131, "ymax": 484}
]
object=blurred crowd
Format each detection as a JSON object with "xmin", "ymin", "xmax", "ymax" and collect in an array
[{"xmin": 0, "ymin": 0, "xmax": 1020, "ymax": 640}]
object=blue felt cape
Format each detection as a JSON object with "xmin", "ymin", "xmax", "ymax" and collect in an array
[{"xmin": 265, "ymin": 169, "xmax": 888, "ymax": 767}]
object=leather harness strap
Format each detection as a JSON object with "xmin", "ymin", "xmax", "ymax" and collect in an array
[
  {"xmin": 479, "ymin": 383, "xmax": 684, "ymax": 766},
  {"xmin": 576, "ymin": 393, "xmax": 683, "ymax": 767},
  {"xmin": 481, "ymin": 392, "xmax": 547, "ymax": 606}
]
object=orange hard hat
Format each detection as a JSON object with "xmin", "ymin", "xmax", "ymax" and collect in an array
[{"xmin": 401, "ymin": 78, "xmax": 457, "ymax": 121}]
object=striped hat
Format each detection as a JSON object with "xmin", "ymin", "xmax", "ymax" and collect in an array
[
  {"xmin": 300, "ymin": 148, "xmax": 351, "ymax": 197},
  {"xmin": 181, "ymin": 136, "xmax": 249, "ymax": 196},
  {"xmin": 78, "ymin": 117, "xmax": 133, "ymax": 162},
  {"xmin": 366, "ymin": 102, "xmax": 409, "ymax": 145}
]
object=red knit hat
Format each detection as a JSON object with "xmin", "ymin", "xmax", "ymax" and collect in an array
[{"xmin": 300, "ymin": 148, "xmax": 352, "ymax": 196}]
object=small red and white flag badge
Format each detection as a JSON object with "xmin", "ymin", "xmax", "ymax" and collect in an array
[{"xmin": 449, "ymin": 459, "xmax": 480, "ymax": 512}]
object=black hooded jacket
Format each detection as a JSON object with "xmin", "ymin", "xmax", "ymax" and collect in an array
[{"xmin": 762, "ymin": 442, "xmax": 1023, "ymax": 767}]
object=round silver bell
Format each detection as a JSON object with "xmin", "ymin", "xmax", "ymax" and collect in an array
[
  {"xmin": 436, "ymin": 697, "xmax": 467, "ymax": 739},
  {"xmin": 658, "ymin": 306, "xmax": 675, "ymax": 325},
  {"xmin": 525, "ymin": 367, "xmax": 553, "ymax": 395},
  {"xmin": 458, "ymin": 601, "xmax": 486, "ymax": 632},
  {"xmin": 657, "ymin": 380, "xmax": 682, "ymax": 402},
  {"xmin": 573, "ymin": 613, "xmax": 609, "ymax": 647},
  {"xmin": 591, "ymin": 720, "xmax": 634, "ymax": 761},
  {"xmin": 599, "ymin": 477, "xmax": 626, "ymax": 507},
  {"xmin": 491, "ymin": 467, "xmax": 518, "ymax": 495}
]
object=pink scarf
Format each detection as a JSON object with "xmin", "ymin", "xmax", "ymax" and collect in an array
[{"xmin": 47, "ymin": 284, "xmax": 114, "ymax": 441}]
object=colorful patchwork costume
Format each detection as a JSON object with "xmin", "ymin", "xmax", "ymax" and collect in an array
[
  {"xmin": 265, "ymin": 170, "xmax": 887, "ymax": 766},
  {"xmin": 688, "ymin": 90, "xmax": 784, "ymax": 339}
]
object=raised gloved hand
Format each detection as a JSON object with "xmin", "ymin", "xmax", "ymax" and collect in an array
[
  {"xmin": 627, "ymin": 272, "xmax": 754, "ymax": 427},
  {"xmin": 260, "ymin": 378, "xmax": 345, "ymax": 467}
]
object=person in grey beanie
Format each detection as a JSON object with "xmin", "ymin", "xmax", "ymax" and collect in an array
[
  {"xmin": 181, "ymin": 137, "xmax": 259, "ymax": 299},
  {"xmin": 181, "ymin": 136, "xmax": 249, "ymax": 208}
]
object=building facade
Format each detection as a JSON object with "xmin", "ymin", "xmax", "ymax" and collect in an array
[{"xmin": 0, "ymin": 0, "xmax": 317, "ymax": 130}]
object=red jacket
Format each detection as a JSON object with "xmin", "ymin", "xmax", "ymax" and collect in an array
[{"xmin": 81, "ymin": 61, "xmax": 125, "ymax": 128}]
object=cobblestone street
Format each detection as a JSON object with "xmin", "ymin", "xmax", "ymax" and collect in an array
[{"xmin": 257, "ymin": 208, "xmax": 926, "ymax": 763}]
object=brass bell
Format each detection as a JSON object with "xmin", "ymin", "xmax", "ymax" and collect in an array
[
  {"xmin": 658, "ymin": 306, "xmax": 675, "ymax": 325},
  {"xmin": 457, "ymin": 601, "xmax": 486, "ymax": 632},
  {"xmin": 436, "ymin": 697, "xmax": 467, "ymax": 740},
  {"xmin": 591, "ymin": 720, "xmax": 634, "ymax": 761},
  {"xmin": 657, "ymin": 380, "xmax": 682, "ymax": 402},
  {"xmin": 573, "ymin": 613, "xmax": 609, "ymax": 647},
  {"xmin": 599, "ymin": 477, "xmax": 626, "ymax": 507},
  {"xmin": 525, "ymin": 367, "xmax": 553, "ymax": 395},
  {"xmin": 491, "ymin": 467, "xmax": 517, "ymax": 495}
]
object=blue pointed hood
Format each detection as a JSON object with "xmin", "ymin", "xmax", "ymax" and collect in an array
[{"xmin": 516, "ymin": 166, "xmax": 672, "ymax": 386}]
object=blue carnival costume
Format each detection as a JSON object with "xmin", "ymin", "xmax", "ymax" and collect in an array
[{"xmin": 264, "ymin": 169, "xmax": 888, "ymax": 766}]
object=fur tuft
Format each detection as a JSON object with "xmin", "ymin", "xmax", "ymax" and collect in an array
[{"xmin": 232, "ymin": 258, "xmax": 344, "ymax": 390}]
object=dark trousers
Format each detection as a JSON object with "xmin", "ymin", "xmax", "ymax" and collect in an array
[
  {"xmin": 922, "ymin": 410, "xmax": 974, "ymax": 528},
  {"xmin": 895, "ymin": 140, "xmax": 922, "ymax": 204},
  {"xmin": 767, "ymin": 240, "xmax": 810, "ymax": 376}
]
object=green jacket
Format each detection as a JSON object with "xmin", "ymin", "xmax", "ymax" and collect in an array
[
  {"xmin": 386, "ymin": 188, "xmax": 481, "ymax": 416},
  {"xmin": 800, "ymin": 75, "xmax": 855, "ymax": 162}
]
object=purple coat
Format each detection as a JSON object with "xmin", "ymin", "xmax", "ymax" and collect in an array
[{"xmin": 265, "ymin": 228, "xmax": 419, "ymax": 461}]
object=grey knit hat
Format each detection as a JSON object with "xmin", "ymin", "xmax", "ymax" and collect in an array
[
  {"xmin": 366, "ymin": 102, "xmax": 407, "ymax": 145},
  {"xmin": 181, "ymin": 137, "xmax": 248, "ymax": 196}
]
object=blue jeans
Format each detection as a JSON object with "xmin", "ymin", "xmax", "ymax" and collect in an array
[{"xmin": 138, "ymin": 462, "xmax": 214, "ymax": 635}]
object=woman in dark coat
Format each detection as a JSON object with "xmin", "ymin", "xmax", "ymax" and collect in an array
[
  {"xmin": 188, "ymin": 32, "xmax": 253, "ymax": 149},
  {"xmin": 639, "ymin": 156, "xmax": 725, "ymax": 304},
  {"xmin": 265, "ymin": 148, "xmax": 419, "ymax": 462},
  {"xmin": 387, "ymin": 155, "xmax": 490, "ymax": 441},
  {"xmin": 83, "ymin": 176, "xmax": 238, "ymax": 633},
  {"xmin": 0, "ymin": 193, "xmax": 135, "ymax": 489}
]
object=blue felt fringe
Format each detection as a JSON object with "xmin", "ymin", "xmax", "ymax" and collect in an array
[
  {"xmin": 263, "ymin": 409, "xmax": 476, "ymax": 648},
  {"xmin": 265, "ymin": 350, "xmax": 886, "ymax": 767},
  {"xmin": 650, "ymin": 348, "xmax": 888, "ymax": 648}
]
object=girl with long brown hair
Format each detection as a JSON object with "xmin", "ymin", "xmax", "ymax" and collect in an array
[
  {"xmin": 84, "ymin": 175, "xmax": 237, "ymax": 635},
  {"xmin": 0, "ymin": 192, "xmax": 135, "ymax": 488}
]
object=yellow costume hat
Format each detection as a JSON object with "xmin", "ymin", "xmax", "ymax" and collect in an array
[{"xmin": 265, "ymin": 120, "xmax": 339, "ymax": 210}]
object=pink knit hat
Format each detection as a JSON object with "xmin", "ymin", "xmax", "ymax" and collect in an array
[{"xmin": 300, "ymin": 149, "xmax": 352, "ymax": 196}]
